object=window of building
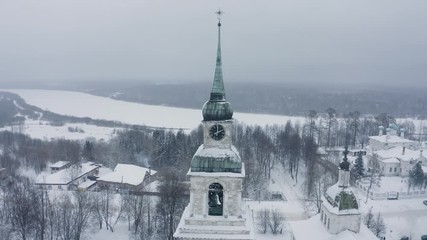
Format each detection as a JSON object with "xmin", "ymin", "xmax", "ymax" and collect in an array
[
  {"xmin": 327, "ymin": 218, "xmax": 330, "ymax": 229},
  {"xmin": 394, "ymin": 167, "xmax": 397, "ymax": 172},
  {"xmin": 389, "ymin": 167, "xmax": 392, "ymax": 172}
]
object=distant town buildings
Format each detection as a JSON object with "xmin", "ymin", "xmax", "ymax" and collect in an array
[
  {"xmin": 35, "ymin": 161, "xmax": 156, "ymax": 192},
  {"xmin": 367, "ymin": 124, "xmax": 427, "ymax": 177}
]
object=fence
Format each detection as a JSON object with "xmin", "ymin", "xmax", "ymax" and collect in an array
[{"xmin": 355, "ymin": 181, "xmax": 427, "ymax": 200}]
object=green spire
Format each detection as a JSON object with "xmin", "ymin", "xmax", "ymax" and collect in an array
[
  {"xmin": 202, "ymin": 10, "xmax": 233, "ymax": 121},
  {"xmin": 210, "ymin": 15, "xmax": 225, "ymax": 101}
]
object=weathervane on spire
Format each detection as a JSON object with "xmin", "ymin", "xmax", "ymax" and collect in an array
[{"xmin": 215, "ymin": 9, "xmax": 224, "ymax": 26}]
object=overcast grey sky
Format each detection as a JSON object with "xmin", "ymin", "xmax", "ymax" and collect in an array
[{"xmin": 1, "ymin": 0, "xmax": 426, "ymax": 88}]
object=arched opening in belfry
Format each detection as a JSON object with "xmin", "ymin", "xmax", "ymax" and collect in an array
[{"xmin": 208, "ymin": 183, "xmax": 223, "ymax": 216}]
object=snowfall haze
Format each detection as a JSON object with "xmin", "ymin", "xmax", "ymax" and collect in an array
[{"xmin": 1, "ymin": 0, "xmax": 427, "ymax": 88}]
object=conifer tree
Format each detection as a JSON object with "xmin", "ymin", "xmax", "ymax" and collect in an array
[
  {"xmin": 409, "ymin": 162, "xmax": 424, "ymax": 189},
  {"xmin": 82, "ymin": 140, "xmax": 95, "ymax": 162},
  {"xmin": 353, "ymin": 151, "xmax": 365, "ymax": 179}
]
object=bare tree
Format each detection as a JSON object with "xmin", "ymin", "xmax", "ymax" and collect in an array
[
  {"xmin": 303, "ymin": 136, "xmax": 319, "ymax": 196},
  {"xmin": 8, "ymin": 178, "xmax": 37, "ymax": 240},
  {"xmin": 371, "ymin": 212, "xmax": 386, "ymax": 237},
  {"xmin": 156, "ymin": 168, "xmax": 187, "ymax": 240},
  {"xmin": 363, "ymin": 207, "xmax": 374, "ymax": 229},
  {"xmin": 269, "ymin": 209, "xmax": 285, "ymax": 234},
  {"xmin": 325, "ymin": 107, "xmax": 337, "ymax": 148},
  {"xmin": 256, "ymin": 209, "xmax": 270, "ymax": 234},
  {"xmin": 73, "ymin": 192, "xmax": 93, "ymax": 240},
  {"xmin": 304, "ymin": 169, "xmax": 333, "ymax": 215},
  {"xmin": 289, "ymin": 133, "xmax": 301, "ymax": 182},
  {"xmin": 365, "ymin": 157, "xmax": 382, "ymax": 203}
]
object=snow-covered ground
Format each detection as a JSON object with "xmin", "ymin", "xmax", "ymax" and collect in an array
[
  {"xmin": 359, "ymin": 176, "xmax": 414, "ymax": 193},
  {"xmin": 2, "ymin": 89, "xmax": 305, "ymax": 130},
  {"xmin": 358, "ymin": 189, "xmax": 427, "ymax": 239},
  {"xmin": 0, "ymin": 120, "xmax": 120, "ymax": 141}
]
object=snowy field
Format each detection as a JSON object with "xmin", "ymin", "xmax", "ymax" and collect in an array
[
  {"xmin": 3, "ymin": 89, "xmax": 305, "ymax": 130},
  {"xmin": 0, "ymin": 120, "xmax": 120, "ymax": 141}
]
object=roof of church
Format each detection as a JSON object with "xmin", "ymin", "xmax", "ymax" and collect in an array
[
  {"xmin": 190, "ymin": 144, "xmax": 242, "ymax": 173},
  {"xmin": 202, "ymin": 19, "xmax": 233, "ymax": 121},
  {"xmin": 324, "ymin": 184, "xmax": 360, "ymax": 214}
]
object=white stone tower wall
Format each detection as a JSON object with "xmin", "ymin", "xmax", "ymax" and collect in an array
[
  {"xmin": 322, "ymin": 205, "xmax": 361, "ymax": 234},
  {"xmin": 189, "ymin": 175, "xmax": 244, "ymax": 218}
]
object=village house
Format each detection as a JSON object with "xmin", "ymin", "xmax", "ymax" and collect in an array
[
  {"xmin": 50, "ymin": 160, "xmax": 71, "ymax": 173},
  {"xmin": 97, "ymin": 163, "xmax": 156, "ymax": 191},
  {"xmin": 35, "ymin": 162, "xmax": 100, "ymax": 190}
]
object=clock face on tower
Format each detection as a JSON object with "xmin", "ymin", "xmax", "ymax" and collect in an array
[{"xmin": 209, "ymin": 124, "xmax": 225, "ymax": 141}]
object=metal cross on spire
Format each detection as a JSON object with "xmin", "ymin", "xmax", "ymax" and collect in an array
[
  {"xmin": 215, "ymin": 9, "xmax": 224, "ymax": 24},
  {"xmin": 340, "ymin": 146, "xmax": 350, "ymax": 171}
]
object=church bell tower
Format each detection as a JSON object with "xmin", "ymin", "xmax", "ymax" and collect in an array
[{"xmin": 174, "ymin": 11, "xmax": 255, "ymax": 240}]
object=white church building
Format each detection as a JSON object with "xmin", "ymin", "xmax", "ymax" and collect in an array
[
  {"xmin": 289, "ymin": 148, "xmax": 377, "ymax": 240},
  {"xmin": 173, "ymin": 12, "xmax": 255, "ymax": 240}
]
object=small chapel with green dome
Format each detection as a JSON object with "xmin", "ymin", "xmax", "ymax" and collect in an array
[{"xmin": 173, "ymin": 11, "xmax": 255, "ymax": 240}]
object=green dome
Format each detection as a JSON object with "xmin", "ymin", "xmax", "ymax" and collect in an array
[
  {"xmin": 202, "ymin": 100, "xmax": 233, "ymax": 121},
  {"xmin": 190, "ymin": 145, "xmax": 242, "ymax": 173}
]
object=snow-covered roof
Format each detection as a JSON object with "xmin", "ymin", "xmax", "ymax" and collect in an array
[
  {"xmin": 379, "ymin": 157, "xmax": 400, "ymax": 164},
  {"xmin": 369, "ymin": 135, "xmax": 413, "ymax": 143},
  {"xmin": 194, "ymin": 145, "xmax": 241, "ymax": 163},
  {"xmin": 78, "ymin": 180, "xmax": 97, "ymax": 189},
  {"xmin": 289, "ymin": 214, "xmax": 377, "ymax": 240},
  {"xmin": 50, "ymin": 161, "xmax": 70, "ymax": 168},
  {"xmin": 97, "ymin": 164, "xmax": 156, "ymax": 186},
  {"xmin": 35, "ymin": 163, "xmax": 99, "ymax": 185},
  {"xmin": 375, "ymin": 147, "xmax": 423, "ymax": 162}
]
